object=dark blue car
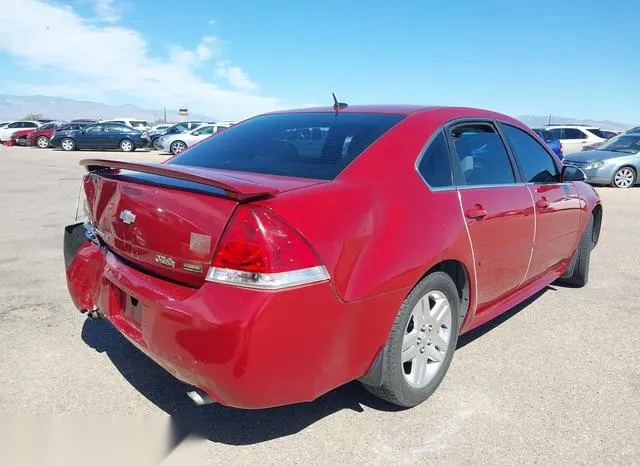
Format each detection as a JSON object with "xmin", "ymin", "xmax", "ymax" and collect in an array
[
  {"xmin": 532, "ymin": 128, "xmax": 563, "ymax": 159},
  {"xmin": 50, "ymin": 122, "xmax": 148, "ymax": 152}
]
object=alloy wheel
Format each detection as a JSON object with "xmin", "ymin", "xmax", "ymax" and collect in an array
[
  {"xmin": 401, "ymin": 290, "xmax": 452, "ymax": 388},
  {"xmin": 614, "ymin": 168, "xmax": 635, "ymax": 188}
]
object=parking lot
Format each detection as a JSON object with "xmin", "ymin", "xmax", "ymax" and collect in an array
[{"xmin": 0, "ymin": 146, "xmax": 639, "ymax": 464}]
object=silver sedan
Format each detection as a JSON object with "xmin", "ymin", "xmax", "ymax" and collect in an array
[{"xmin": 563, "ymin": 133, "xmax": 640, "ymax": 188}]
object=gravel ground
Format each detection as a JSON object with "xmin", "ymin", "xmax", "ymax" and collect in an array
[{"xmin": 0, "ymin": 146, "xmax": 638, "ymax": 465}]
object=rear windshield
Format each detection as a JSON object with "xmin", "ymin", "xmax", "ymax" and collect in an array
[{"xmin": 168, "ymin": 112, "xmax": 405, "ymax": 180}]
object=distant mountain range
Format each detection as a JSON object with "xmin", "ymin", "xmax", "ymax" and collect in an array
[
  {"xmin": 517, "ymin": 115, "xmax": 634, "ymax": 132},
  {"xmin": 0, "ymin": 94, "xmax": 634, "ymax": 131},
  {"xmin": 0, "ymin": 95, "xmax": 213, "ymax": 122}
]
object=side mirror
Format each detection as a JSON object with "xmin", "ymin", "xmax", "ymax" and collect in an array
[
  {"xmin": 192, "ymin": 131, "xmax": 200, "ymax": 136},
  {"xmin": 561, "ymin": 165, "xmax": 586, "ymax": 182}
]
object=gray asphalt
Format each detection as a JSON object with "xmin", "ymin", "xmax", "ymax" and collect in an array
[{"xmin": 0, "ymin": 146, "xmax": 638, "ymax": 465}]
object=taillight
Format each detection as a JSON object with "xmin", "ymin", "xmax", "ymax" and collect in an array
[{"xmin": 206, "ymin": 205, "xmax": 329, "ymax": 289}]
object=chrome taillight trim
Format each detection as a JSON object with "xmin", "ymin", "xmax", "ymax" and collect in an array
[{"xmin": 205, "ymin": 265, "xmax": 330, "ymax": 290}]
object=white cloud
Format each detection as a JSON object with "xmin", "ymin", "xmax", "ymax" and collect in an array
[
  {"xmin": 215, "ymin": 62, "xmax": 259, "ymax": 91},
  {"xmin": 93, "ymin": 0, "xmax": 119, "ymax": 23},
  {"xmin": 207, "ymin": 19, "xmax": 216, "ymax": 25},
  {"xmin": 0, "ymin": 0, "xmax": 288, "ymax": 120}
]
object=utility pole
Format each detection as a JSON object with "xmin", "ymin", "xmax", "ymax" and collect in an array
[
  {"xmin": 163, "ymin": 107, "xmax": 167, "ymax": 122},
  {"xmin": 548, "ymin": 114, "xmax": 552, "ymax": 125}
]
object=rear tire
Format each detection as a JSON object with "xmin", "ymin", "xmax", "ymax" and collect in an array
[
  {"xmin": 60, "ymin": 138, "xmax": 75, "ymax": 151},
  {"xmin": 558, "ymin": 214, "xmax": 594, "ymax": 287},
  {"xmin": 362, "ymin": 272, "xmax": 460, "ymax": 408},
  {"xmin": 36, "ymin": 136, "xmax": 49, "ymax": 148}
]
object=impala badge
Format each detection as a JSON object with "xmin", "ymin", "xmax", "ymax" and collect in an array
[
  {"xmin": 119, "ymin": 210, "xmax": 136, "ymax": 225},
  {"xmin": 155, "ymin": 254, "xmax": 176, "ymax": 268}
]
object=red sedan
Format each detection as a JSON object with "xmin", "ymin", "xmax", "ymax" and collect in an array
[{"xmin": 64, "ymin": 105, "xmax": 602, "ymax": 409}]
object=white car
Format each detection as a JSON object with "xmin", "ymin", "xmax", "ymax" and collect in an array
[
  {"xmin": 102, "ymin": 118, "xmax": 150, "ymax": 131},
  {"xmin": 151, "ymin": 123, "xmax": 173, "ymax": 132},
  {"xmin": 156, "ymin": 123, "xmax": 231, "ymax": 154},
  {"xmin": 542, "ymin": 125, "xmax": 607, "ymax": 155},
  {"xmin": 0, "ymin": 120, "xmax": 41, "ymax": 142}
]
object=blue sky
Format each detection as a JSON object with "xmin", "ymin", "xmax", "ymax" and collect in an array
[{"xmin": 0, "ymin": 0, "xmax": 638, "ymax": 121}]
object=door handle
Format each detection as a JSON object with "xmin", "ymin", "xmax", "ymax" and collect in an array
[
  {"xmin": 465, "ymin": 204, "xmax": 487, "ymax": 220},
  {"xmin": 536, "ymin": 197, "xmax": 550, "ymax": 209}
]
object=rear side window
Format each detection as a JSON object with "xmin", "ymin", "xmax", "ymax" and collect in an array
[
  {"xmin": 563, "ymin": 128, "xmax": 587, "ymax": 139},
  {"xmin": 585, "ymin": 128, "xmax": 606, "ymax": 138},
  {"xmin": 501, "ymin": 124, "xmax": 559, "ymax": 183},
  {"xmin": 450, "ymin": 123, "xmax": 516, "ymax": 186},
  {"xmin": 417, "ymin": 131, "xmax": 453, "ymax": 188},
  {"xmin": 169, "ymin": 112, "xmax": 405, "ymax": 180}
]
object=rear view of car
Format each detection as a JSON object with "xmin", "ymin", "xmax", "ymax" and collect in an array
[{"xmin": 532, "ymin": 128, "xmax": 563, "ymax": 159}]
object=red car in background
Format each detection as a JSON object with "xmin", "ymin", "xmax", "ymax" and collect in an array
[
  {"xmin": 11, "ymin": 127, "xmax": 40, "ymax": 146},
  {"xmin": 24, "ymin": 121, "xmax": 66, "ymax": 148},
  {"xmin": 63, "ymin": 105, "xmax": 602, "ymax": 410}
]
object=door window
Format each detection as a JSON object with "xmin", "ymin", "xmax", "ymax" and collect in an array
[
  {"xmin": 85, "ymin": 125, "xmax": 102, "ymax": 134},
  {"xmin": 450, "ymin": 123, "xmax": 516, "ymax": 186},
  {"xmin": 563, "ymin": 128, "xmax": 587, "ymax": 139},
  {"xmin": 501, "ymin": 124, "xmax": 559, "ymax": 183}
]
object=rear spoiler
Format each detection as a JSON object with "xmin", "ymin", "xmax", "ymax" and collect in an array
[{"xmin": 79, "ymin": 159, "xmax": 279, "ymax": 201}]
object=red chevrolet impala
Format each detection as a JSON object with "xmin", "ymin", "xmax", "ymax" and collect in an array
[{"xmin": 63, "ymin": 105, "xmax": 602, "ymax": 409}]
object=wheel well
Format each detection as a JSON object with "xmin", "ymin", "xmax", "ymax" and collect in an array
[
  {"xmin": 422, "ymin": 260, "xmax": 470, "ymax": 328},
  {"xmin": 591, "ymin": 204, "xmax": 603, "ymax": 247}
]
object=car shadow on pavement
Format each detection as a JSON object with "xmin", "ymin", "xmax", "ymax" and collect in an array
[
  {"xmin": 80, "ymin": 319, "xmax": 403, "ymax": 446},
  {"xmin": 80, "ymin": 285, "xmax": 553, "ymax": 446},
  {"xmin": 457, "ymin": 286, "xmax": 553, "ymax": 349}
]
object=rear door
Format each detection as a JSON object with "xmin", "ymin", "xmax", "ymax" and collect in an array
[
  {"xmin": 449, "ymin": 121, "xmax": 535, "ymax": 311},
  {"xmin": 561, "ymin": 128, "xmax": 588, "ymax": 154},
  {"xmin": 500, "ymin": 123, "xmax": 582, "ymax": 281},
  {"xmin": 79, "ymin": 125, "xmax": 104, "ymax": 148}
]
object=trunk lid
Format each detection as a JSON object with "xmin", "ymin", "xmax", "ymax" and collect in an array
[{"xmin": 81, "ymin": 159, "xmax": 322, "ymax": 287}]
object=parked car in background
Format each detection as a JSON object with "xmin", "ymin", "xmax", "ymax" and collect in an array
[
  {"xmin": 151, "ymin": 123, "xmax": 173, "ymax": 132},
  {"xmin": 0, "ymin": 120, "xmax": 15, "ymax": 129},
  {"xmin": 64, "ymin": 105, "xmax": 602, "ymax": 410},
  {"xmin": 11, "ymin": 127, "xmax": 40, "ymax": 146},
  {"xmin": 156, "ymin": 123, "xmax": 232, "ymax": 154},
  {"xmin": 26, "ymin": 121, "xmax": 67, "ymax": 148},
  {"xmin": 50, "ymin": 122, "xmax": 148, "ymax": 152},
  {"xmin": 563, "ymin": 133, "xmax": 640, "ymax": 188},
  {"xmin": 148, "ymin": 121, "xmax": 207, "ymax": 147},
  {"xmin": 532, "ymin": 128, "xmax": 563, "ymax": 159},
  {"xmin": 543, "ymin": 125, "xmax": 607, "ymax": 154},
  {"xmin": 0, "ymin": 121, "xmax": 41, "ymax": 142},
  {"xmin": 71, "ymin": 119, "xmax": 99, "ymax": 124},
  {"xmin": 102, "ymin": 118, "xmax": 150, "ymax": 131},
  {"xmin": 624, "ymin": 126, "xmax": 640, "ymax": 134}
]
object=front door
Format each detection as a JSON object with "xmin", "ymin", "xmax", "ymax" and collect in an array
[
  {"xmin": 500, "ymin": 123, "xmax": 582, "ymax": 280},
  {"xmin": 449, "ymin": 122, "xmax": 535, "ymax": 311}
]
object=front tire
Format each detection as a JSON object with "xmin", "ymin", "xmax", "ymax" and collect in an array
[
  {"xmin": 60, "ymin": 138, "xmax": 75, "ymax": 151},
  {"xmin": 170, "ymin": 140, "xmax": 187, "ymax": 154},
  {"xmin": 36, "ymin": 136, "xmax": 50, "ymax": 148},
  {"xmin": 363, "ymin": 272, "xmax": 460, "ymax": 407},
  {"xmin": 611, "ymin": 166, "xmax": 636, "ymax": 188}
]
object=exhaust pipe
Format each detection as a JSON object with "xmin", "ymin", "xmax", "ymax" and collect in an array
[
  {"xmin": 187, "ymin": 390, "xmax": 216, "ymax": 406},
  {"xmin": 86, "ymin": 308, "xmax": 102, "ymax": 320}
]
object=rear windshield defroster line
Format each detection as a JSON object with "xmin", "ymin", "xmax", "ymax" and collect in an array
[{"xmin": 168, "ymin": 112, "xmax": 406, "ymax": 180}]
